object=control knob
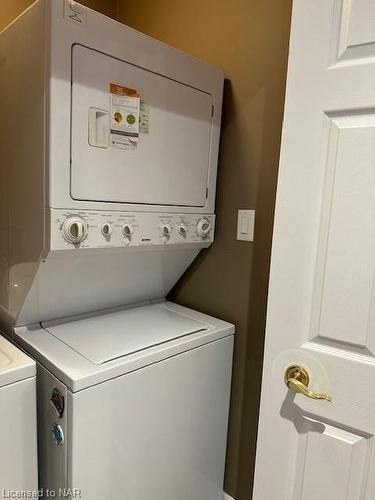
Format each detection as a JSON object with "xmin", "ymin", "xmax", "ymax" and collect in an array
[
  {"xmin": 178, "ymin": 223, "xmax": 188, "ymax": 237},
  {"xmin": 196, "ymin": 218, "xmax": 211, "ymax": 239},
  {"xmin": 161, "ymin": 224, "xmax": 172, "ymax": 238},
  {"xmin": 123, "ymin": 224, "xmax": 134, "ymax": 237},
  {"xmin": 62, "ymin": 216, "xmax": 88, "ymax": 244},
  {"xmin": 101, "ymin": 222, "xmax": 112, "ymax": 237}
]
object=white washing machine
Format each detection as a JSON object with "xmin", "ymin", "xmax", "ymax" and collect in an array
[
  {"xmin": 15, "ymin": 302, "xmax": 233, "ymax": 500},
  {"xmin": 0, "ymin": 336, "xmax": 38, "ymax": 497},
  {"xmin": 1, "ymin": 1, "xmax": 233, "ymax": 499}
]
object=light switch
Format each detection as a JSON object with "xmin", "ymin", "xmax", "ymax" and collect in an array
[{"xmin": 237, "ymin": 210, "xmax": 255, "ymax": 241}]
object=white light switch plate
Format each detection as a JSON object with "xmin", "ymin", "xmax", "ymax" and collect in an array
[{"xmin": 237, "ymin": 209, "xmax": 255, "ymax": 241}]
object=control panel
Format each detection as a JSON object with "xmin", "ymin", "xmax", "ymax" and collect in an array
[{"xmin": 50, "ymin": 210, "xmax": 215, "ymax": 251}]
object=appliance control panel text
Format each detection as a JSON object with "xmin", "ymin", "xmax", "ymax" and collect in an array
[{"xmin": 50, "ymin": 210, "xmax": 215, "ymax": 250}]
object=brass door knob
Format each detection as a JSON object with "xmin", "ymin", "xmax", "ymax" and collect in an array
[{"xmin": 284, "ymin": 365, "xmax": 332, "ymax": 402}]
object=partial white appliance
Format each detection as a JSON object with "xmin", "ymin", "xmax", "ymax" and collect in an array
[
  {"xmin": 0, "ymin": 335, "xmax": 38, "ymax": 497},
  {"xmin": 0, "ymin": 1, "xmax": 233, "ymax": 499}
]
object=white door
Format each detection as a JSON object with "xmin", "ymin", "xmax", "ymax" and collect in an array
[
  {"xmin": 71, "ymin": 45, "xmax": 213, "ymax": 207},
  {"xmin": 253, "ymin": 1, "xmax": 375, "ymax": 499}
]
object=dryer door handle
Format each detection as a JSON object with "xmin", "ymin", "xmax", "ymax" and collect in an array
[{"xmin": 88, "ymin": 107, "xmax": 109, "ymax": 149}]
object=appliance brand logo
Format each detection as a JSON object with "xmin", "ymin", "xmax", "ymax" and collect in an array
[{"xmin": 63, "ymin": 0, "xmax": 87, "ymax": 27}]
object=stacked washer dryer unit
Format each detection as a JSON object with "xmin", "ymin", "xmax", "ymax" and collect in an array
[{"xmin": 0, "ymin": 1, "xmax": 234, "ymax": 500}]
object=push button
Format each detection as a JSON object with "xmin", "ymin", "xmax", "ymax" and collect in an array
[{"xmin": 52, "ymin": 424, "xmax": 64, "ymax": 447}]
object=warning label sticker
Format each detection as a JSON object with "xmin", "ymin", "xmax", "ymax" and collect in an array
[
  {"xmin": 139, "ymin": 99, "xmax": 150, "ymax": 134},
  {"xmin": 110, "ymin": 83, "xmax": 140, "ymax": 150}
]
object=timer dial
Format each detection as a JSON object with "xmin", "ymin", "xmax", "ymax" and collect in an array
[{"xmin": 62, "ymin": 216, "xmax": 88, "ymax": 244}]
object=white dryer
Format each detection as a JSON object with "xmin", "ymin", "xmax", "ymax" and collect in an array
[
  {"xmin": 15, "ymin": 302, "xmax": 233, "ymax": 500},
  {"xmin": 0, "ymin": 336, "xmax": 38, "ymax": 497}
]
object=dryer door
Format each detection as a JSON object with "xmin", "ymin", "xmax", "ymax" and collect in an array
[{"xmin": 70, "ymin": 44, "xmax": 213, "ymax": 207}]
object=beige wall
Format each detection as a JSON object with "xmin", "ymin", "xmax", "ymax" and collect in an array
[
  {"xmin": 0, "ymin": 0, "xmax": 35, "ymax": 30},
  {"xmin": 118, "ymin": 2, "xmax": 292, "ymax": 498},
  {"xmin": 1, "ymin": 1, "xmax": 292, "ymax": 498}
]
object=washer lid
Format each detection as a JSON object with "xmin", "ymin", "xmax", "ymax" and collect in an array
[
  {"xmin": 42, "ymin": 305, "xmax": 208, "ymax": 365},
  {"xmin": 0, "ymin": 335, "xmax": 35, "ymax": 387}
]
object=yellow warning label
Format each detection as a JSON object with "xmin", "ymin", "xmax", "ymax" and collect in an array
[{"xmin": 110, "ymin": 83, "xmax": 140, "ymax": 98}]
